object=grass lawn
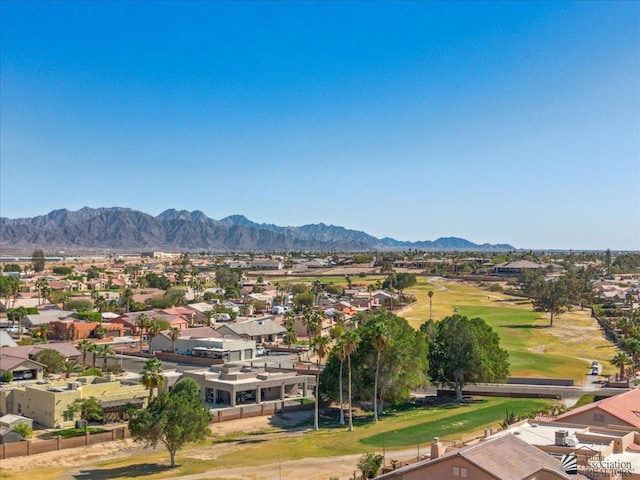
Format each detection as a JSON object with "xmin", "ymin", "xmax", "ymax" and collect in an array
[
  {"xmin": 51, "ymin": 427, "xmax": 107, "ymax": 438},
  {"xmin": 402, "ymin": 278, "xmax": 618, "ymax": 382},
  {"xmin": 1, "ymin": 397, "xmax": 554, "ymax": 480}
]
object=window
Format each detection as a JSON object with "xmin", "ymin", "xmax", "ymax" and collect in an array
[
  {"xmin": 593, "ymin": 413, "xmax": 605, "ymax": 423},
  {"xmin": 63, "ymin": 409, "xmax": 74, "ymax": 422},
  {"xmin": 453, "ymin": 466, "xmax": 468, "ymax": 478}
]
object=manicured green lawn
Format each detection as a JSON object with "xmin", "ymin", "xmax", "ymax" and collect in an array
[
  {"xmin": 51, "ymin": 427, "xmax": 107, "ymax": 438},
  {"xmin": 361, "ymin": 398, "xmax": 551, "ymax": 447}
]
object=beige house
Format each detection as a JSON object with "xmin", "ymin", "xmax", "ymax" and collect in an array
[
  {"xmin": 555, "ymin": 388, "xmax": 640, "ymax": 429},
  {"xmin": 0, "ymin": 375, "xmax": 147, "ymax": 428},
  {"xmin": 183, "ymin": 363, "xmax": 314, "ymax": 408}
]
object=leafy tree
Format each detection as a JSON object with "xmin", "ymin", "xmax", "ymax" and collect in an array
[
  {"xmin": 1, "ymin": 372, "xmax": 14, "ymax": 383},
  {"xmin": 65, "ymin": 299, "xmax": 94, "ymax": 312},
  {"xmin": 3, "ymin": 264, "xmax": 22, "ymax": 272},
  {"xmin": 129, "ymin": 377, "xmax": 211, "ymax": 467},
  {"xmin": 532, "ymin": 278, "xmax": 570, "ymax": 327},
  {"xmin": 33, "ymin": 348, "xmax": 66, "ymax": 375},
  {"xmin": 36, "ymin": 323, "xmax": 52, "ymax": 343},
  {"xmin": 31, "ymin": 249, "xmax": 46, "ymax": 272},
  {"xmin": 141, "ymin": 358, "xmax": 165, "ymax": 399},
  {"xmin": 293, "ymin": 292, "xmax": 314, "ymax": 312},
  {"xmin": 69, "ymin": 397, "xmax": 104, "ymax": 432},
  {"xmin": 357, "ymin": 453, "xmax": 384, "ymax": 479},
  {"xmin": 429, "ymin": 315, "xmax": 509, "ymax": 401},
  {"xmin": 52, "ymin": 266, "xmax": 73, "ymax": 275},
  {"xmin": 144, "ymin": 272, "xmax": 172, "ymax": 290},
  {"xmin": 383, "ymin": 273, "xmax": 416, "ymax": 294}
]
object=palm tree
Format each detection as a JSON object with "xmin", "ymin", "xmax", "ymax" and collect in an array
[
  {"xmin": 147, "ymin": 320, "xmax": 162, "ymax": 354},
  {"xmin": 622, "ymin": 338, "xmax": 640, "ymax": 369},
  {"xmin": 135, "ymin": 313, "xmax": 150, "ymax": 352},
  {"xmin": 122, "ymin": 287, "xmax": 134, "ymax": 312},
  {"xmin": 141, "ymin": 358, "xmax": 165, "ymax": 400},
  {"xmin": 14, "ymin": 306, "xmax": 28, "ymax": 340},
  {"xmin": 312, "ymin": 280, "xmax": 322, "ymax": 306},
  {"xmin": 334, "ymin": 337, "xmax": 347, "ymax": 426},
  {"xmin": 90, "ymin": 343, "xmax": 99, "ymax": 369},
  {"xmin": 610, "ymin": 352, "xmax": 631, "ymax": 380},
  {"xmin": 77, "ymin": 339, "xmax": 93, "ymax": 367},
  {"xmin": 283, "ymin": 325, "xmax": 297, "ymax": 348},
  {"xmin": 60, "ymin": 360, "xmax": 82, "ymax": 378},
  {"xmin": 168, "ymin": 327, "xmax": 181, "ymax": 353},
  {"xmin": 37, "ymin": 323, "xmax": 52, "ymax": 343},
  {"xmin": 95, "ymin": 344, "xmax": 115, "ymax": 370},
  {"xmin": 428, "ymin": 290, "xmax": 434, "ymax": 318},
  {"xmin": 370, "ymin": 321, "xmax": 391, "ymax": 422},
  {"xmin": 343, "ymin": 330, "xmax": 360, "ymax": 432},
  {"xmin": 35, "ymin": 278, "xmax": 49, "ymax": 306},
  {"xmin": 367, "ymin": 284, "xmax": 375, "ymax": 307},
  {"xmin": 203, "ymin": 309, "xmax": 216, "ymax": 327},
  {"xmin": 312, "ymin": 334, "xmax": 330, "ymax": 431}
]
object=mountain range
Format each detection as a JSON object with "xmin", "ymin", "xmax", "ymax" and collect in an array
[{"xmin": 0, "ymin": 207, "xmax": 515, "ymax": 252}]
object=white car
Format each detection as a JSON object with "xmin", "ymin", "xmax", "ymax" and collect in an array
[{"xmin": 256, "ymin": 346, "xmax": 270, "ymax": 356}]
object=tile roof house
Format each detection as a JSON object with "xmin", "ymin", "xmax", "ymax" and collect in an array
[
  {"xmin": 375, "ymin": 434, "xmax": 588, "ymax": 480},
  {"xmin": 216, "ymin": 318, "xmax": 285, "ymax": 344},
  {"xmin": 555, "ymin": 388, "xmax": 640, "ymax": 429}
]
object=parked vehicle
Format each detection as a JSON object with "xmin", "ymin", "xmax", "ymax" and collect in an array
[{"xmin": 256, "ymin": 346, "xmax": 271, "ymax": 356}]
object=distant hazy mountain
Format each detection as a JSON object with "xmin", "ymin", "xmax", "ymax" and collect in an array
[{"xmin": 0, "ymin": 207, "xmax": 514, "ymax": 252}]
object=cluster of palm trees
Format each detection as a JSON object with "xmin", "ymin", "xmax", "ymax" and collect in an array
[{"xmin": 76, "ymin": 339, "xmax": 116, "ymax": 370}]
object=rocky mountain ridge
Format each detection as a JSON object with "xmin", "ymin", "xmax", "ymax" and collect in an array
[{"xmin": 0, "ymin": 207, "xmax": 515, "ymax": 252}]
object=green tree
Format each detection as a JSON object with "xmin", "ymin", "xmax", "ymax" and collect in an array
[
  {"xmin": 147, "ymin": 320, "xmax": 162, "ymax": 354},
  {"xmin": 31, "ymin": 249, "xmax": 46, "ymax": 272},
  {"xmin": 69, "ymin": 397, "xmax": 104, "ymax": 433},
  {"xmin": 344, "ymin": 330, "xmax": 360, "ymax": 431},
  {"xmin": 368, "ymin": 320, "xmax": 390, "ymax": 422},
  {"xmin": 76, "ymin": 338, "xmax": 93, "ymax": 367},
  {"xmin": 168, "ymin": 327, "xmax": 181, "ymax": 353},
  {"xmin": 36, "ymin": 323, "xmax": 52, "ymax": 343},
  {"xmin": 610, "ymin": 352, "xmax": 631, "ymax": 379},
  {"xmin": 135, "ymin": 313, "xmax": 151, "ymax": 353},
  {"xmin": 33, "ymin": 348, "xmax": 66, "ymax": 375},
  {"xmin": 357, "ymin": 452, "xmax": 384, "ymax": 479},
  {"xmin": 141, "ymin": 358, "xmax": 165, "ymax": 400},
  {"xmin": 312, "ymin": 334, "xmax": 330, "ymax": 431},
  {"xmin": 532, "ymin": 278, "xmax": 570, "ymax": 327},
  {"xmin": 129, "ymin": 377, "xmax": 211, "ymax": 467},
  {"xmin": 95, "ymin": 344, "xmax": 115, "ymax": 370},
  {"xmin": 35, "ymin": 278, "xmax": 50, "ymax": 306},
  {"xmin": 428, "ymin": 315, "xmax": 509, "ymax": 401},
  {"xmin": 428, "ymin": 290, "xmax": 434, "ymax": 318},
  {"xmin": 12, "ymin": 423, "xmax": 32, "ymax": 439},
  {"xmin": 60, "ymin": 360, "xmax": 83, "ymax": 378},
  {"xmin": 293, "ymin": 292, "xmax": 314, "ymax": 313},
  {"xmin": 122, "ymin": 287, "xmax": 134, "ymax": 312}
]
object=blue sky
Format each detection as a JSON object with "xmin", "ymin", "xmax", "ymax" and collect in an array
[{"xmin": 1, "ymin": 1, "xmax": 638, "ymax": 250}]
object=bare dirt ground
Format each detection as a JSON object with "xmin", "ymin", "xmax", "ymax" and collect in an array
[{"xmin": 0, "ymin": 411, "xmax": 373, "ymax": 480}]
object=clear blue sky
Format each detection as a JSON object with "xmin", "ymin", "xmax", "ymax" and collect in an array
[{"xmin": 1, "ymin": 1, "xmax": 638, "ymax": 250}]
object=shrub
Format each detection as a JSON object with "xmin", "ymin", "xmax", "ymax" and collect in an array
[
  {"xmin": 12, "ymin": 423, "xmax": 32, "ymax": 439},
  {"xmin": 1, "ymin": 372, "xmax": 13, "ymax": 383},
  {"xmin": 357, "ymin": 453, "xmax": 384, "ymax": 479},
  {"xmin": 83, "ymin": 368, "xmax": 103, "ymax": 377}
]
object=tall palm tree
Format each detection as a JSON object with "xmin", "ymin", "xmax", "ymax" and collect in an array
[
  {"xmin": 14, "ymin": 306, "xmax": 28, "ymax": 340},
  {"xmin": 147, "ymin": 320, "xmax": 162, "ymax": 354},
  {"xmin": 312, "ymin": 280, "xmax": 323, "ymax": 306},
  {"xmin": 141, "ymin": 358, "xmax": 165, "ymax": 400},
  {"xmin": 122, "ymin": 287, "xmax": 134, "ymax": 312},
  {"xmin": 135, "ymin": 313, "xmax": 150, "ymax": 352},
  {"xmin": 312, "ymin": 334, "xmax": 330, "ymax": 431},
  {"xmin": 77, "ymin": 339, "xmax": 93, "ymax": 367},
  {"xmin": 35, "ymin": 278, "xmax": 49, "ymax": 306},
  {"xmin": 95, "ymin": 344, "xmax": 116, "ymax": 370},
  {"xmin": 168, "ymin": 327, "xmax": 181, "ymax": 353},
  {"xmin": 370, "ymin": 321, "xmax": 391, "ymax": 422},
  {"xmin": 622, "ymin": 338, "xmax": 640, "ymax": 369},
  {"xmin": 610, "ymin": 352, "xmax": 631, "ymax": 380},
  {"xmin": 428, "ymin": 290, "xmax": 434, "ymax": 318},
  {"xmin": 90, "ymin": 343, "xmax": 99, "ymax": 369},
  {"xmin": 334, "ymin": 337, "xmax": 347, "ymax": 426},
  {"xmin": 343, "ymin": 330, "xmax": 360, "ymax": 432}
]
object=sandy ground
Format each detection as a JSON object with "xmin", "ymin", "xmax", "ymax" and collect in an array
[{"xmin": 0, "ymin": 410, "xmax": 383, "ymax": 480}]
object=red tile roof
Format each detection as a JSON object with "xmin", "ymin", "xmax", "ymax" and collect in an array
[{"xmin": 557, "ymin": 388, "xmax": 640, "ymax": 428}]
